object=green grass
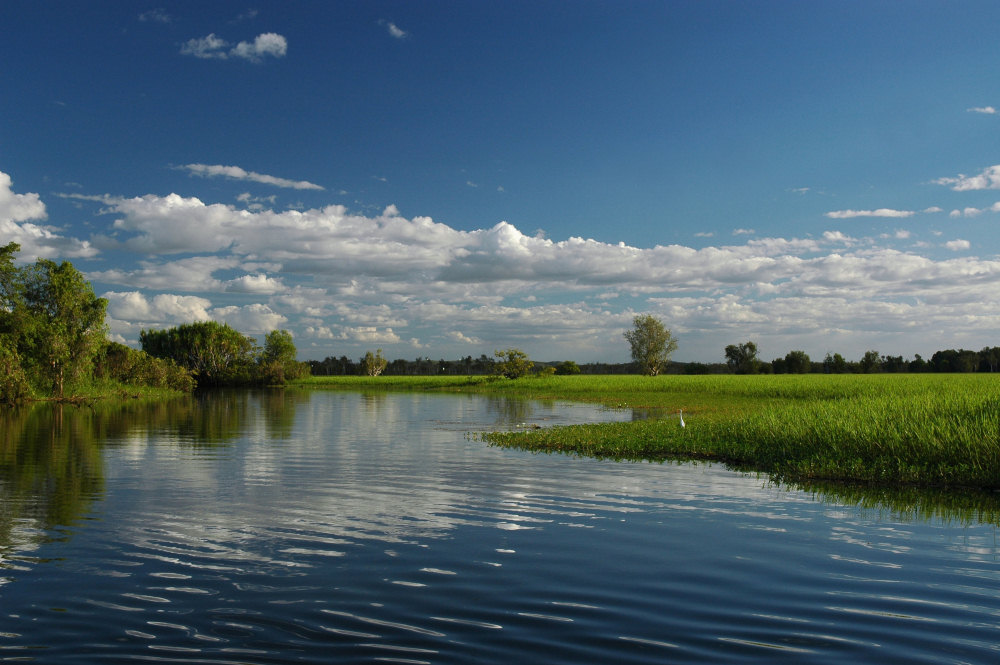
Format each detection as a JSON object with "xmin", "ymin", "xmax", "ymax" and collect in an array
[{"xmin": 297, "ymin": 374, "xmax": 1000, "ymax": 489}]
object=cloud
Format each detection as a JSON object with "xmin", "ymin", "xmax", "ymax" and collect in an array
[
  {"xmin": 225, "ymin": 274, "xmax": 286, "ymax": 294},
  {"xmin": 968, "ymin": 106, "xmax": 997, "ymax": 114},
  {"xmin": 0, "ymin": 171, "xmax": 46, "ymax": 224},
  {"xmin": 945, "ymin": 239, "xmax": 971, "ymax": 251},
  {"xmin": 180, "ymin": 33, "xmax": 229, "ymax": 58},
  {"xmin": 934, "ymin": 165, "xmax": 1000, "ymax": 191},
  {"xmin": 0, "ymin": 171, "xmax": 97, "ymax": 259},
  {"xmin": 180, "ymin": 163, "xmax": 323, "ymax": 190},
  {"xmin": 382, "ymin": 21, "xmax": 407, "ymax": 39},
  {"xmin": 340, "ymin": 326, "xmax": 401, "ymax": 343},
  {"xmin": 56, "ymin": 184, "xmax": 1000, "ymax": 361},
  {"xmin": 824, "ymin": 208, "xmax": 915, "ymax": 219},
  {"xmin": 948, "ymin": 202, "xmax": 1000, "ymax": 218},
  {"xmin": 212, "ymin": 303, "xmax": 287, "ymax": 333},
  {"xmin": 103, "ymin": 291, "xmax": 213, "ymax": 324},
  {"xmin": 231, "ymin": 33, "xmax": 287, "ymax": 61},
  {"xmin": 180, "ymin": 32, "xmax": 287, "ymax": 61},
  {"xmin": 90, "ymin": 255, "xmax": 236, "ymax": 290},
  {"xmin": 138, "ymin": 8, "xmax": 172, "ymax": 23},
  {"xmin": 447, "ymin": 331, "xmax": 482, "ymax": 345},
  {"xmin": 732, "ymin": 228, "xmax": 755, "ymax": 235}
]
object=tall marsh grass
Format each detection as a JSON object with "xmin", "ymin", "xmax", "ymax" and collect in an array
[{"xmin": 302, "ymin": 374, "xmax": 1000, "ymax": 488}]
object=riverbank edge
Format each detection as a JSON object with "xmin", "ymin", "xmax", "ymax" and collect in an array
[{"xmin": 295, "ymin": 374, "xmax": 1000, "ymax": 490}]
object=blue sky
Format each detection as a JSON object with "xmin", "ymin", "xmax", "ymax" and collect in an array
[{"xmin": 4, "ymin": 1, "xmax": 1000, "ymax": 363}]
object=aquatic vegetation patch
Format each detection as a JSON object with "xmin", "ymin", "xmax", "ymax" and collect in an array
[{"xmin": 301, "ymin": 374, "xmax": 1000, "ymax": 488}]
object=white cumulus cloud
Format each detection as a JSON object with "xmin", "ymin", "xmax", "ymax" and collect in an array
[
  {"xmin": 935, "ymin": 165, "xmax": 1000, "ymax": 191},
  {"xmin": 180, "ymin": 32, "xmax": 287, "ymax": 62},
  {"xmin": 0, "ymin": 171, "xmax": 96, "ymax": 259},
  {"xmin": 825, "ymin": 208, "xmax": 915, "ymax": 219}
]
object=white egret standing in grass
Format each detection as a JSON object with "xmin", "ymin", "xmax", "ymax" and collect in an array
[{"xmin": 679, "ymin": 409, "xmax": 685, "ymax": 428}]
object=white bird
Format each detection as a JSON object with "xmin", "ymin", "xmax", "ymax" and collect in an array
[{"xmin": 679, "ymin": 409, "xmax": 685, "ymax": 428}]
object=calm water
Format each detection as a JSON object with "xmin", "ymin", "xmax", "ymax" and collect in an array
[{"xmin": 0, "ymin": 390, "xmax": 998, "ymax": 664}]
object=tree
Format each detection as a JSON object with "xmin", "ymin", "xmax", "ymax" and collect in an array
[
  {"xmin": 494, "ymin": 348, "xmax": 533, "ymax": 379},
  {"xmin": 979, "ymin": 347, "xmax": 1000, "ymax": 372},
  {"xmin": 19, "ymin": 258, "xmax": 108, "ymax": 396},
  {"xmin": 823, "ymin": 352, "xmax": 848, "ymax": 374},
  {"xmin": 260, "ymin": 329, "xmax": 307, "ymax": 383},
  {"xmin": 360, "ymin": 348, "xmax": 388, "ymax": 376},
  {"xmin": 880, "ymin": 354, "xmax": 907, "ymax": 373},
  {"xmin": 623, "ymin": 314, "xmax": 678, "ymax": 376},
  {"xmin": 556, "ymin": 360, "xmax": 581, "ymax": 375},
  {"xmin": 908, "ymin": 353, "xmax": 927, "ymax": 373},
  {"xmin": 141, "ymin": 321, "xmax": 257, "ymax": 386},
  {"xmin": 784, "ymin": 350, "xmax": 811, "ymax": 374},
  {"xmin": 725, "ymin": 341, "xmax": 760, "ymax": 374},
  {"xmin": 859, "ymin": 350, "xmax": 881, "ymax": 374}
]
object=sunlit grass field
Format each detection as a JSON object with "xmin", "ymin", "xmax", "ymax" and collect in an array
[{"xmin": 299, "ymin": 374, "xmax": 1000, "ymax": 488}]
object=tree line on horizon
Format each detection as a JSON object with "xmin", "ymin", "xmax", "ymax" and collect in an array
[{"xmin": 312, "ymin": 315, "xmax": 1000, "ymax": 378}]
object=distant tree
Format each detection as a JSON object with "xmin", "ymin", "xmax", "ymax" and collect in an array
[
  {"xmin": 360, "ymin": 348, "xmax": 388, "ymax": 376},
  {"xmin": 494, "ymin": 348, "xmax": 533, "ymax": 379},
  {"xmin": 555, "ymin": 360, "xmax": 581, "ymax": 375},
  {"xmin": 784, "ymin": 350, "xmax": 811, "ymax": 374},
  {"xmin": 725, "ymin": 341, "xmax": 760, "ymax": 374},
  {"xmin": 623, "ymin": 314, "xmax": 678, "ymax": 376},
  {"xmin": 859, "ymin": 350, "xmax": 881, "ymax": 374},
  {"xmin": 908, "ymin": 353, "xmax": 927, "ymax": 373},
  {"xmin": 880, "ymin": 354, "xmax": 907, "ymax": 373},
  {"xmin": 930, "ymin": 348, "xmax": 978, "ymax": 373},
  {"xmin": 260, "ymin": 329, "xmax": 308, "ymax": 383},
  {"xmin": 770, "ymin": 357, "xmax": 788, "ymax": 374},
  {"xmin": 980, "ymin": 347, "xmax": 1000, "ymax": 372},
  {"xmin": 823, "ymin": 352, "xmax": 848, "ymax": 374}
]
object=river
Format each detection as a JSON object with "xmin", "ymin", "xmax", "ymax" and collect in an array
[{"xmin": 0, "ymin": 389, "xmax": 998, "ymax": 663}]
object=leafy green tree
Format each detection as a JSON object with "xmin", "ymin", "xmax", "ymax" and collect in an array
[
  {"xmin": 19, "ymin": 258, "xmax": 108, "ymax": 396},
  {"xmin": 784, "ymin": 350, "xmax": 810, "ymax": 374},
  {"xmin": 624, "ymin": 314, "xmax": 678, "ymax": 376},
  {"xmin": 0, "ymin": 243, "xmax": 20, "ymax": 325},
  {"xmin": 823, "ymin": 352, "xmax": 848, "ymax": 373},
  {"xmin": 555, "ymin": 360, "xmax": 581, "ymax": 375},
  {"xmin": 360, "ymin": 348, "xmax": 388, "ymax": 376},
  {"xmin": 94, "ymin": 341, "xmax": 195, "ymax": 392},
  {"xmin": 908, "ymin": 353, "xmax": 927, "ymax": 372},
  {"xmin": 141, "ymin": 321, "xmax": 257, "ymax": 386},
  {"xmin": 859, "ymin": 349, "xmax": 881, "ymax": 373},
  {"xmin": 880, "ymin": 354, "xmax": 907, "ymax": 373},
  {"xmin": 494, "ymin": 348, "xmax": 533, "ymax": 379},
  {"xmin": 979, "ymin": 347, "xmax": 1000, "ymax": 372},
  {"xmin": 0, "ymin": 339, "xmax": 31, "ymax": 403},
  {"xmin": 260, "ymin": 329, "xmax": 307, "ymax": 383},
  {"xmin": 725, "ymin": 341, "xmax": 760, "ymax": 374}
]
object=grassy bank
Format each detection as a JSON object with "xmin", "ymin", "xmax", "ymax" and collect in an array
[{"xmin": 299, "ymin": 374, "xmax": 1000, "ymax": 488}]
